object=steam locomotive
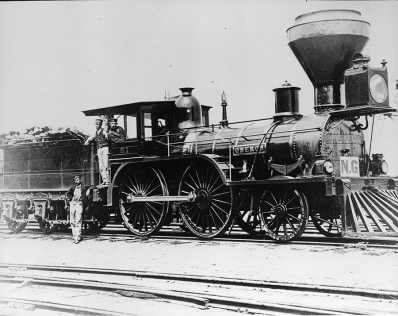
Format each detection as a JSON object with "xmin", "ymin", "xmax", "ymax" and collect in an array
[{"xmin": 1, "ymin": 9, "xmax": 397, "ymax": 241}]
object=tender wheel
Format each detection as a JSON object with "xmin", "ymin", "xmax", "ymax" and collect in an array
[
  {"xmin": 119, "ymin": 166, "xmax": 169, "ymax": 236},
  {"xmin": 38, "ymin": 220, "xmax": 54, "ymax": 234},
  {"xmin": 260, "ymin": 186, "xmax": 309, "ymax": 242},
  {"xmin": 235, "ymin": 190, "xmax": 266, "ymax": 237},
  {"xmin": 94, "ymin": 210, "xmax": 110, "ymax": 230},
  {"xmin": 81, "ymin": 221, "xmax": 95, "ymax": 234},
  {"xmin": 178, "ymin": 161, "xmax": 234, "ymax": 239},
  {"xmin": 311, "ymin": 212, "xmax": 342, "ymax": 237},
  {"xmin": 7, "ymin": 221, "xmax": 27, "ymax": 233}
]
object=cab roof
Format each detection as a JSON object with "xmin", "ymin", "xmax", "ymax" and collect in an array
[
  {"xmin": 82, "ymin": 101, "xmax": 175, "ymax": 117},
  {"xmin": 82, "ymin": 101, "xmax": 212, "ymax": 117}
]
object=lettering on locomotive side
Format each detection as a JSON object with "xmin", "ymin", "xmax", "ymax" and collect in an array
[
  {"xmin": 340, "ymin": 157, "xmax": 360, "ymax": 177},
  {"xmin": 233, "ymin": 144, "xmax": 266, "ymax": 156}
]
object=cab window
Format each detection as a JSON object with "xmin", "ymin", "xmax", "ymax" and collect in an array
[
  {"xmin": 144, "ymin": 112, "xmax": 152, "ymax": 140},
  {"xmin": 125, "ymin": 114, "xmax": 137, "ymax": 139}
]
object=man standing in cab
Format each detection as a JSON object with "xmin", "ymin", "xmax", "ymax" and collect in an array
[
  {"xmin": 107, "ymin": 118, "xmax": 126, "ymax": 144},
  {"xmin": 84, "ymin": 118, "xmax": 109, "ymax": 185},
  {"xmin": 66, "ymin": 174, "xmax": 91, "ymax": 244}
]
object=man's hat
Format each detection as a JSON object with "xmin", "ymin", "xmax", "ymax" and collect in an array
[
  {"xmin": 73, "ymin": 174, "xmax": 82, "ymax": 180},
  {"xmin": 95, "ymin": 118, "xmax": 103, "ymax": 123},
  {"xmin": 108, "ymin": 118, "xmax": 117, "ymax": 123}
]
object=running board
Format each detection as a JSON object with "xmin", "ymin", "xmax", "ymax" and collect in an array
[{"xmin": 338, "ymin": 179, "xmax": 398, "ymax": 237}]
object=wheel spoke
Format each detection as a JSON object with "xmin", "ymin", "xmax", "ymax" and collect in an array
[
  {"xmin": 129, "ymin": 174, "xmax": 140, "ymax": 193},
  {"xmin": 285, "ymin": 194, "xmax": 299, "ymax": 206},
  {"xmin": 274, "ymin": 219, "xmax": 281, "ymax": 235},
  {"xmin": 209, "ymin": 205, "xmax": 223, "ymax": 226},
  {"xmin": 209, "ymin": 182, "xmax": 226, "ymax": 195},
  {"xmin": 270, "ymin": 191, "xmax": 278, "ymax": 205},
  {"xmin": 143, "ymin": 205, "xmax": 155, "ymax": 230},
  {"xmin": 262, "ymin": 199, "xmax": 276, "ymax": 208},
  {"xmin": 188, "ymin": 172, "xmax": 200, "ymax": 190},
  {"xmin": 205, "ymin": 168, "xmax": 216, "ymax": 191},
  {"xmin": 210, "ymin": 201, "xmax": 229, "ymax": 216},
  {"xmin": 193, "ymin": 166, "xmax": 203, "ymax": 187},
  {"xmin": 145, "ymin": 184, "xmax": 161, "ymax": 196},
  {"xmin": 286, "ymin": 213, "xmax": 300, "ymax": 221},
  {"xmin": 211, "ymin": 191, "xmax": 230, "ymax": 197},
  {"xmin": 211, "ymin": 197, "xmax": 231, "ymax": 205},
  {"xmin": 280, "ymin": 188, "xmax": 286, "ymax": 204},
  {"xmin": 145, "ymin": 202, "xmax": 162, "ymax": 217},
  {"xmin": 286, "ymin": 216, "xmax": 298, "ymax": 232},
  {"xmin": 143, "ymin": 175, "xmax": 157, "ymax": 194},
  {"xmin": 207, "ymin": 176, "xmax": 221, "ymax": 193}
]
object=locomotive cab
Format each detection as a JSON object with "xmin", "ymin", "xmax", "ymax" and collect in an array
[{"xmin": 82, "ymin": 97, "xmax": 211, "ymax": 158}]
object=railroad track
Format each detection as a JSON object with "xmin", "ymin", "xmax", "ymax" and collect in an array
[
  {"xmin": 1, "ymin": 263, "xmax": 397, "ymax": 315},
  {"xmin": 1, "ymin": 221, "xmax": 398, "ymax": 250}
]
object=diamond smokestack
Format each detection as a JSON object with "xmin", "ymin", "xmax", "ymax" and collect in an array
[{"xmin": 287, "ymin": 10, "xmax": 370, "ymax": 111}]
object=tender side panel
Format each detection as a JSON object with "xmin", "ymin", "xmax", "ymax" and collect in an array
[{"xmin": 1, "ymin": 142, "xmax": 99, "ymax": 190}]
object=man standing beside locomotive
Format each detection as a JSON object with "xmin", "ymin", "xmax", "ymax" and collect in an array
[
  {"xmin": 84, "ymin": 118, "xmax": 109, "ymax": 185},
  {"xmin": 67, "ymin": 174, "xmax": 91, "ymax": 244}
]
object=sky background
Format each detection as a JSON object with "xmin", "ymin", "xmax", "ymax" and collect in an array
[{"xmin": 0, "ymin": 0, "xmax": 397, "ymax": 174}]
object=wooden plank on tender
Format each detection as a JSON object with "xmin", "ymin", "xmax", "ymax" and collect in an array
[{"xmin": 351, "ymin": 192, "xmax": 374, "ymax": 232}]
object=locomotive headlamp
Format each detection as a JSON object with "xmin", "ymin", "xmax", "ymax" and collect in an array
[
  {"xmin": 370, "ymin": 74, "xmax": 388, "ymax": 103},
  {"xmin": 323, "ymin": 161, "xmax": 334, "ymax": 175},
  {"xmin": 313, "ymin": 160, "xmax": 334, "ymax": 176},
  {"xmin": 344, "ymin": 53, "xmax": 390, "ymax": 108},
  {"xmin": 381, "ymin": 161, "xmax": 388, "ymax": 174},
  {"xmin": 369, "ymin": 154, "xmax": 388, "ymax": 176}
]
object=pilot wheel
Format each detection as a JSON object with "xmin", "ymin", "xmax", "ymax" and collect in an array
[
  {"xmin": 259, "ymin": 186, "xmax": 309, "ymax": 242},
  {"xmin": 235, "ymin": 189, "xmax": 267, "ymax": 237},
  {"xmin": 311, "ymin": 211, "xmax": 342, "ymax": 237}
]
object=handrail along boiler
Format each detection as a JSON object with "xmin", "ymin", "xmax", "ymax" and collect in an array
[{"xmin": 1, "ymin": 10, "xmax": 397, "ymax": 240}]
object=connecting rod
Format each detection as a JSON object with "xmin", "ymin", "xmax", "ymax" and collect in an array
[{"xmin": 128, "ymin": 192, "xmax": 196, "ymax": 203}]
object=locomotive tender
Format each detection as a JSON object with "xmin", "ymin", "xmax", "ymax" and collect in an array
[{"xmin": 1, "ymin": 9, "xmax": 397, "ymax": 241}]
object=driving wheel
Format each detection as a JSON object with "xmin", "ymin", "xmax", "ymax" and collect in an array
[
  {"xmin": 119, "ymin": 165, "xmax": 169, "ymax": 236},
  {"xmin": 178, "ymin": 161, "xmax": 234, "ymax": 239}
]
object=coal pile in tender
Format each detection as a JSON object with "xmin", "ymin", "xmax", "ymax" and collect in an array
[{"xmin": 0, "ymin": 126, "xmax": 88, "ymax": 145}]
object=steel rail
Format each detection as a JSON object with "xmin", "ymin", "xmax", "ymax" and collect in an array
[
  {"xmin": 2, "ymin": 222, "xmax": 398, "ymax": 249},
  {"xmin": 1, "ymin": 263, "xmax": 397, "ymax": 301},
  {"xmin": 1, "ymin": 264, "xmax": 394, "ymax": 315},
  {"xmin": 0, "ymin": 296, "xmax": 130, "ymax": 316}
]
